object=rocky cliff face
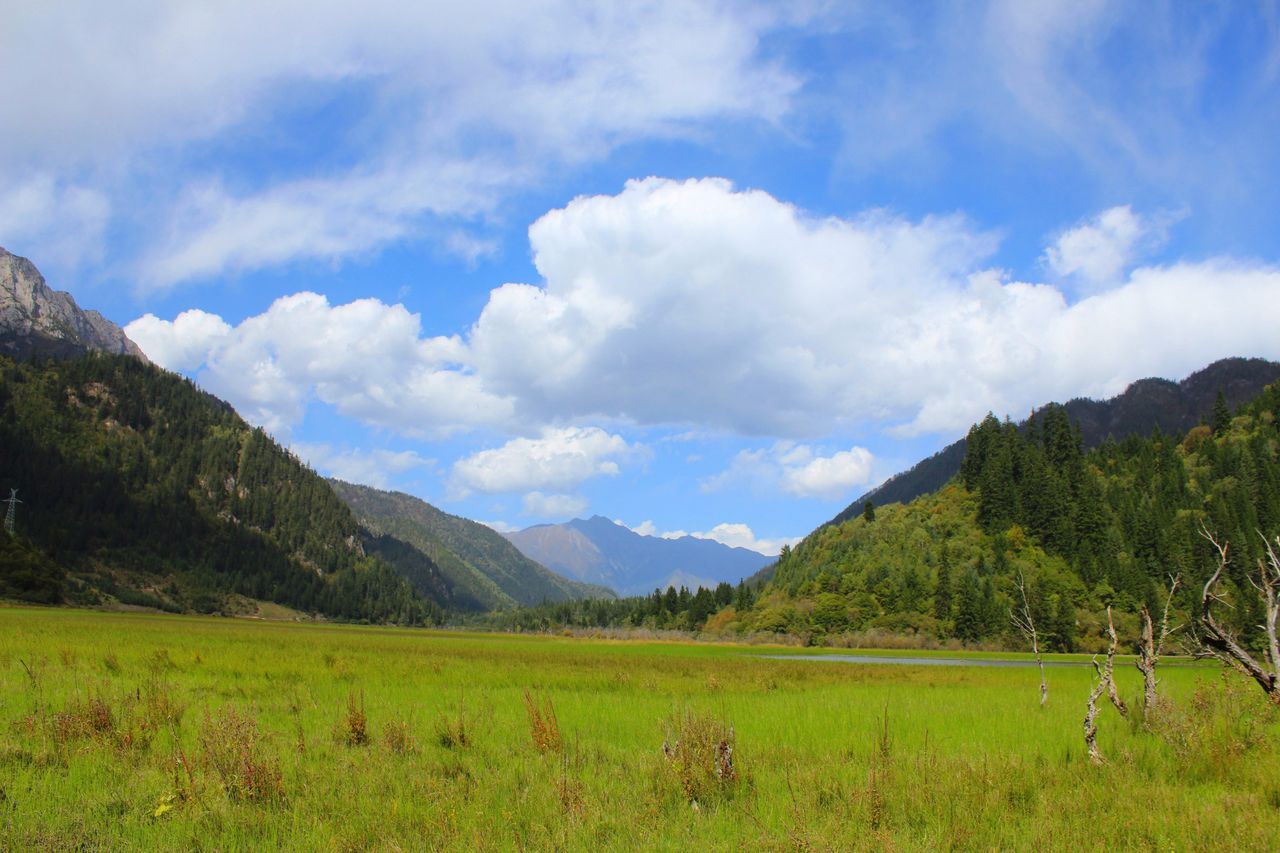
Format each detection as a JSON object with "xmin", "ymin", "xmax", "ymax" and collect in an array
[{"xmin": 0, "ymin": 247, "xmax": 147, "ymax": 361}]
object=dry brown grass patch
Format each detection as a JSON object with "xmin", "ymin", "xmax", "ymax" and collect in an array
[{"xmin": 523, "ymin": 690, "xmax": 561, "ymax": 754}]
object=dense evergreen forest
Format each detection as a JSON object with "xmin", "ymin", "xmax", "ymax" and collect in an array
[
  {"xmin": 755, "ymin": 384, "xmax": 1280, "ymax": 650},
  {"xmin": 0, "ymin": 354, "xmax": 442, "ymax": 625},
  {"xmin": 487, "ymin": 382, "xmax": 1280, "ymax": 652}
]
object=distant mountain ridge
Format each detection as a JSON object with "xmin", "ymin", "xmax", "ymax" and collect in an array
[
  {"xmin": 828, "ymin": 357, "xmax": 1280, "ymax": 528},
  {"xmin": 505, "ymin": 515, "xmax": 773, "ymax": 596},
  {"xmin": 329, "ymin": 480, "xmax": 611, "ymax": 608},
  {"xmin": 0, "ymin": 247, "xmax": 147, "ymax": 362}
]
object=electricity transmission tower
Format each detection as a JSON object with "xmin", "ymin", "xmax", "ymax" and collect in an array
[{"xmin": 4, "ymin": 489, "xmax": 20, "ymax": 536}]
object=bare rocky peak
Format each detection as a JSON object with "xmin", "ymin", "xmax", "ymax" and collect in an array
[{"xmin": 0, "ymin": 246, "xmax": 148, "ymax": 362}]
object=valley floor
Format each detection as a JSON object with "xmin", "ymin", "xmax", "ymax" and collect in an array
[{"xmin": 1, "ymin": 606, "xmax": 1277, "ymax": 850}]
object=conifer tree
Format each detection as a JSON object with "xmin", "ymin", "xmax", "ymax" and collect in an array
[{"xmin": 1211, "ymin": 390, "xmax": 1232, "ymax": 435}]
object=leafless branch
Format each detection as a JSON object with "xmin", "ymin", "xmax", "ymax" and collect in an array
[
  {"xmin": 1196, "ymin": 527, "xmax": 1280, "ymax": 704},
  {"xmin": 1135, "ymin": 573, "xmax": 1181, "ymax": 716},
  {"xmin": 1103, "ymin": 606, "xmax": 1128, "ymax": 717},
  {"xmin": 1009, "ymin": 571, "xmax": 1047, "ymax": 707},
  {"xmin": 1083, "ymin": 656, "xmax": 1106, "ymax": 765}
]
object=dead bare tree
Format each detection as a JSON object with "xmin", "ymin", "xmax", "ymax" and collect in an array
[
  {"xmin": 1135, "ymin": 573, "xmax": 1181, "ymax": 716},
  {"xmin": 1083, "ymin": 655, "xmax": 1107, "ymax": 765},
  {"xmin": 1103, "ymin": 606, "xmax": 1128, "ymax": 717},
  {"xmin": 1082, "ymin": 606, "xmax": 1127, "ymax": 764},
  {"xmin": 1009, "ymin": 571, "xmax": 1047, "ymax": 707},
  {"xmin": 1198, "ymin": 528, "xmax": 1280, "ymax": 704}
]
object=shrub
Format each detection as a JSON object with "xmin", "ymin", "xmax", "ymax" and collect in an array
[
  {"xmin": 341, "ymin": 692, "xmax": 369, "ymax": 747},
  {"xmin": 198, "ymin": 707, "xmax": 285, "ymax": 803},
  {"xmin": 435, "ymin": 709, "xmax": 470, "ymax": 749},
  {"xmin": 1149, "ymin": 672, "xmax": 1276, "ymax": 775},
  {"xmin": 660, "ymin": 709, "xmax": 739, "ymax": 806},
  {"xmin": 51, "ymin": 695, "xmax": 116, "ymax": 745},
  {"xmin": 382, "ymin": 720, "xmax": 415, "ymax": 755}
]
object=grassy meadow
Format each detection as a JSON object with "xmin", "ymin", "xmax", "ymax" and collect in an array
[{"xmin": 2, "ymin": 606, "xmax": 1278, "ymax": 851}]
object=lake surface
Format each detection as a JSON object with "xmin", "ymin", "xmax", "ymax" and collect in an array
[{"xmin": 757, "ymin": 653, "xmax": 1090, "ymax": 668}]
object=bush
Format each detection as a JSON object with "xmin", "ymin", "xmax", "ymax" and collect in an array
[
  {"xmin": 1149, "ymin": 672, "xmax": 1277, "ymax": 779},
  {"xmin": 198, "ymin": 707, "xmax": 285, "ymax": 803},
  {"xmin": 659, "ymin": 709, "xmax": 739, "ymax": 806}
]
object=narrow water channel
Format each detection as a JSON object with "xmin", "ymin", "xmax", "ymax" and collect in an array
[{"xmin": 757, "ymin": 653, "xmax": 1090, "ymax": 668}]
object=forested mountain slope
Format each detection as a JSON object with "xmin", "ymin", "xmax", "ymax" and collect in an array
[
  {"xmin": 826, "ymin": 357, "xmax": 1280, "ymax": 529},
  {"xmin": 737, "ymin": 383, "xmax": 1280, "ymax": 651},
  {"xmin": 0, "ymin": 353, "xmax": 442, "ymax": 624},
  {"xmin": 330, "ymin": 480, "xmax": 611, "ymax": 609}
]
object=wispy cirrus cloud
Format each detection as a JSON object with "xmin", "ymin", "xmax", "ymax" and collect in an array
[{"xmin": 1, "ymin": 1, "xmax": 801, "ymax": 288}]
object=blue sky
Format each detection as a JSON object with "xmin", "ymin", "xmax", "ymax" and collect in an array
[{"xmin": 4, "ymin": 1, "xmax": 1280, "ymax": 554}]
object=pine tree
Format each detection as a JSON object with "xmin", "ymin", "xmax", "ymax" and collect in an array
[
  {"xmin": 977, "ymin": 436, "xmax": 1018, "ymax": 532},
  {"xmin": 1211, "ymin": 390, "xmax": 1232, "ymax": 435}
]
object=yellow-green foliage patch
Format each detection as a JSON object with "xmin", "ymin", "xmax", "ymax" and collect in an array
[{"xmin": 1, "ymin": 606, "xmax": 1278, "ymax": 850}]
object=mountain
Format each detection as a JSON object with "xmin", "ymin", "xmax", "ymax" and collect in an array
[
  {"xmin": 827, "ymin": 357, "xmax": 1280, "ymax": 528},
  {"xmin": 0, "ymin": 249, "xmax": 440, "ymax": 623},
  {"xmin": 0, "ymin": 352, "xmax": 442, "ymax": 623},
  {"xmin": 329, "ymin": 480, "xmax": 611, "ymax": 609},
  {"xmin": 0, "ymin": 247, "xmax": 148, "ymax": 362},
  {"xmin": 505, "ymin": 516, "xmax": 774, "ymax": 596},
  {"xmin": 740, "ymin": 378, "xmax": 1280, "ymax": 651}
]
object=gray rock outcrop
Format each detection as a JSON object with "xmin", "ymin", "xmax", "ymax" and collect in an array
[{"xmin": 0, "ymin": 247, "xmax": 148, "ymax": 362}]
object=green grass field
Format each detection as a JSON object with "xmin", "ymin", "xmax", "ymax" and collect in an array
[{"xmin": 2, "ymin": 606, "xmax": 1278, "ymax": 851}]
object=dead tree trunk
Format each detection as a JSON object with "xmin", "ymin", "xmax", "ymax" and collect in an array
[
  {"xmin": 1083, "ymin": 655, "xmax": 1106, "ymax": 765},
  {"xmin": 1103, "ymin": 606, "xmax": 1128, "ymax": 717},
  {"xmin": 1083, "ymin": 609, "xmax": 1129, "ymax": 765},
  {"xmin": 1010, "ymin": 571, "xmax": 1047, "ymax": 707},
  {"xmin": 1135, "ymin": 573, "xmax": 1180, "ymax": 716},
  {"xmin": 1198, "ymin": 529, "xmax": 1280, "ymax": 704}
]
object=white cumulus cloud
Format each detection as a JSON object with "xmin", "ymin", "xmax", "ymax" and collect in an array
[
  {"xmin": 703, "ymin": 441, "xmax": 877, "ymax": 501},
  {"xmin": 618, "ymin": 518, "xmax": 798, "ymax": 557},
  {"xmin": 779, "ymin": 446, "xmax": 876, "ymax": 500},
  {"xmin": 1043, "ymin": 205, "xmax": 1181, "ymax": 292},
  {"xmin": 450, "ymin": 427, "xmax": 635, "ymax": 497},
  {"xmin": 131, "ymin": 180, "xmax": 1280, "ymax": 445},
  {"xmin": 478, "ymin": 519, "xmax": 520, "ymax": 534},
  {"xmin": 467, "ymin": 179, "xmax": 1280, "ymax": 436},
  {"xmin": 126, "ymin": 309, "xmax": 232, "ymax": 372},
  {"xmin": 691, "ymin": 522, "xmax": 799, "ymax": 557},
  {"xmin": 125, "ymin": 292, "xmax": 511, "ymax": 437}
]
